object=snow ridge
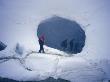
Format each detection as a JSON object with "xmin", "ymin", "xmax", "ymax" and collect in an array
[{"xmin": 0, "ymin": 50, "xmax": 109, "ymax": 82}]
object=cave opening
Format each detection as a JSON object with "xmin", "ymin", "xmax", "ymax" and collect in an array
[{"xmin": 37, "ymin": 16, "xmax": 86, "ymax": 54}]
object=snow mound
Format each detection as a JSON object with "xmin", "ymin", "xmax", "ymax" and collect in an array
[{"xmin": 0, "ymin": 52, "xmax": 107, "ymax": 82}]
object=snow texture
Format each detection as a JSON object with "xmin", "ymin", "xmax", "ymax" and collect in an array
[
  {"xmin": 0, "ymin": 0, "xmax": 110, "ymax": 82},
  {"xmin": 0, "ymin": 47, "xmax": 110, "ymax": 82}
]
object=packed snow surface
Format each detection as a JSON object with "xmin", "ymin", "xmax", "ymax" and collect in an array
[
  {"xmin": 0, "ymin": 47, "xmax": 110, "ymax": 82},
  {"xmin": 0, "ymin": 0, "xmax": 110, "ymax": 82}
]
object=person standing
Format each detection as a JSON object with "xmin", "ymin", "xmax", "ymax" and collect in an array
[{"xmin": 38, "ymin": 35, "xmax": 45, "ymax": 53}]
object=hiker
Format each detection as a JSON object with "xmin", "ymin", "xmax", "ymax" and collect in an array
[
  {"xmin": 61, "ymin": 39, "xmax": 68, "ymax": 51},
  {"xmin": 38, "ymin": 35, "xmax": 45, "ymax": 53}
]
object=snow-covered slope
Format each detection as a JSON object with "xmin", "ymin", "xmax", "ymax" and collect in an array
[
  {"xmin": 0, "ymin": 0, "xmax": 110, "ymax": 82},
  {"xmin": 0, "ymin": 0, "xmax": 110, "ymax": 58},
  {"xmin": 0, "ymin": 51, "xmax": 109, "ymax": 82}
]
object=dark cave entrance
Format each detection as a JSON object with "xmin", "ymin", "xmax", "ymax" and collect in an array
[{"xmin": 37, "ymin": 16, "xmax": 86, "ymax": 54}]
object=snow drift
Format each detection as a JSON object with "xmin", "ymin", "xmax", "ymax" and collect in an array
[{"xmin": 0, "ymin": 0, "xmax": 110, "ymax": 82}]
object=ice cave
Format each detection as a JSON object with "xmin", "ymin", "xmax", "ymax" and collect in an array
[{"xmin": 37, "ymin": 16, "xmax": 86, "ymax": 54}]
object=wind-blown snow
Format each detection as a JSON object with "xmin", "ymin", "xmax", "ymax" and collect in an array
[
  {"xmin": 0, "ymin": 51, "xmax": 109, "ymax": 82},
  {"xmin": 0, "ymin": 0, "xmax": 110, "ymax": 82}
]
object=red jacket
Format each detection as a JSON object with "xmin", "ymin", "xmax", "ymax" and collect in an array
[{"xmin": 39, "ymin": 35, "xmax": 45, "ymax": 42}]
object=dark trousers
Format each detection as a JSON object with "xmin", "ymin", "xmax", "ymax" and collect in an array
[{"xmin": 39, "ymin": 45, "xmax": 44, "ymax": 53}]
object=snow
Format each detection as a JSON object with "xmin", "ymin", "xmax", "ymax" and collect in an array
[
  {"xmin": 25, "ymin": 53, "xmax": 106, "ymax": 82},
  {"xmin": 0, "ymin": 53, "xmax": 105, "ymax": 82},
  {"xmin": 0, "ymin": 59, "xmax": 41, "ymax": 81},
  {"xmin": 0, "ymin": 49, "xmax": 109, "ymax": 82},
  {"xmin": 0, "ymin": 0, "xmax": 110, "ymax": 82}
]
